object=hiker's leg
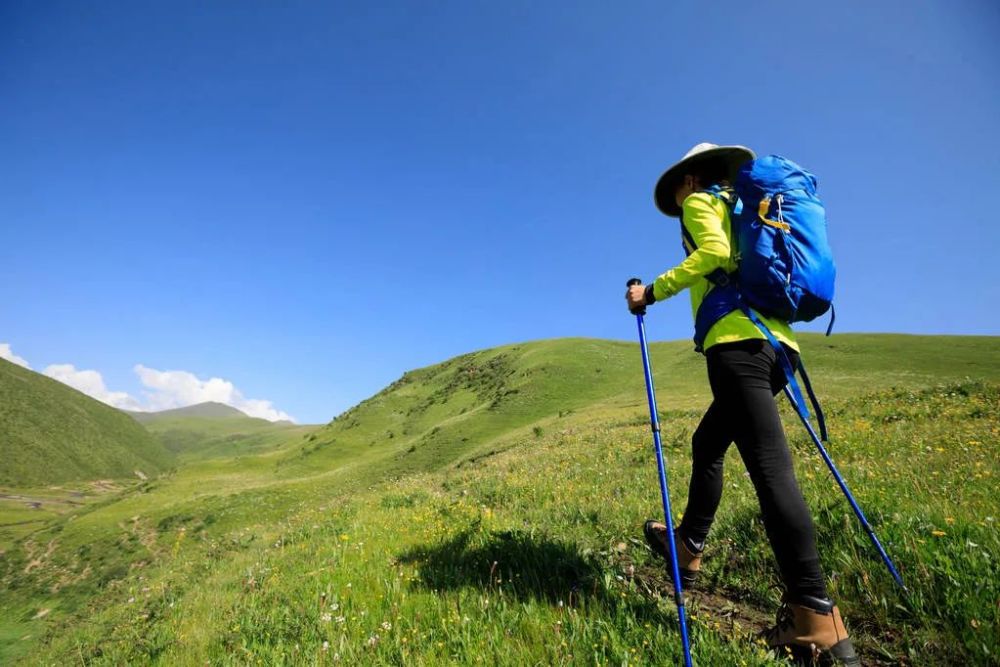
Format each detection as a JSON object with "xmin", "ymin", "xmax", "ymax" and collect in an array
[
  {"xmin": 677, "ymin": 352, "xmax": 793, "ymax": 545},
  {"xmin": 706, "ymin": 340, "xmax": 828, "ymax": 600},
  {"xmin": 678, "ymin": 400, "xmax": 732, "ymax": 544}
]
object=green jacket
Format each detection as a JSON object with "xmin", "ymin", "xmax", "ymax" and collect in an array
[{"xmin": 651, "ymin": 191, "xmax": 799, "ymax": 353}]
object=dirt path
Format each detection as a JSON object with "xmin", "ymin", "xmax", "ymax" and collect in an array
[
  {"xmin": 619, "ymin": 555, "xmax": 908, "ymax": 666},
  {"xmin": 0, "ymin": 518, "xmax": 49, "ymax": 527},
  {"xmin": 0, "ymin": 493, "xmax": 84, "ymax": 507}
]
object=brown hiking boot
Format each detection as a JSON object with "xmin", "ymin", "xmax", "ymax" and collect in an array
[
  {"xmin": 764, "ymin": 594, "xmax": 860, "ymax": 665},
  {"xmin": 642, "ymin": 520, "xmax": 702, "ymax": 585}
]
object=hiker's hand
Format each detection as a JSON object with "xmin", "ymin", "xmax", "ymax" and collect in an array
[{"xmin": 626, "ymin": 283, "xmax": 648, "ymax": 312}]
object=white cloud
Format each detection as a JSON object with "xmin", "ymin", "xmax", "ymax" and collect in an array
[
  {"xmin": 5, "ymin": 344, "xmax": 295, "ymax": 422},
  {"xmin": 42, "ymin": 363, "xmax": 143, "ymax": 411},
  {"xmin": 133, "ymin": 365, "xmax": 295, "ymax": 422},
  {"xmin": 0, "ymin": 343, "xmax": 31, "ymax": 369}
]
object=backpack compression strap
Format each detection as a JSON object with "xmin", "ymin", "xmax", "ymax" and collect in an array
[
  {"xmin": 795, "ymin": 356, "xmax": 829, "ymax": 441},
  {"xmin": 742, "ymin": 306, "xmax": 829, "ymax": 442}
]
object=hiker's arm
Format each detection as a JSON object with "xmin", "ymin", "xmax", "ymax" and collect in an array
[{"xmin": 650, "ymin": 193, "xmax": 730, "ymax": 302}]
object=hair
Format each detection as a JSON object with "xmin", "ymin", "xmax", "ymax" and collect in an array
[{"xmin": 684, "ymin": 157, "xmax": 730, "ymax": 189}]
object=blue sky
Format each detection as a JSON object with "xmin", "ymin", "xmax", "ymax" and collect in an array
[{"xmin": 2, "ymin": 1, "xmax": 998, "ymax": 423}]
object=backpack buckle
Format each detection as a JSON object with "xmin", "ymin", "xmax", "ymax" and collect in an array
[{"xmin": 757, "ymin": 196, "xmax": 791, "ymax": 232}]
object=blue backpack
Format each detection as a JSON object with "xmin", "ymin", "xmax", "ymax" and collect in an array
[
  {"xmin": 685, "ymin": 155, "xmax": 835, "ymax": 439},
  {"xmin": 733, "ymin": 155, "xmax": 835, "ymax": 326}
]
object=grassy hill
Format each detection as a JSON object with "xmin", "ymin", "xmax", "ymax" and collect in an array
[
  {"xmin": 277, "ymin": 333, "xmax": 999, "ymax": 480},
  {"xmin": 127, "ymin": 402, "xmax": 314, "ymax": 460},
  {"xmin": 0, "ymin": 358, "xmax": 173, "ymax": 487},
  {"xmin": 1, "ymin": 334, "xmax": 998, "ymax": 665}
]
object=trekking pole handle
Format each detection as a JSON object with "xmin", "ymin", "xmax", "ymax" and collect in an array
[{"xmin": 626, "ymin": 278, "xmax": 646, "ymax": 316}]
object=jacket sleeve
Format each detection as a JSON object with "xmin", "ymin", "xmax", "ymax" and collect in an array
[{"xmin": 651, "ymin": 193, "xmax": 731, "ymax": 301}]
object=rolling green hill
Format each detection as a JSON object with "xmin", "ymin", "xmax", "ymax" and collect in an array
[
  {"xmin": 1, "ymin": 334, "xmax": 998, "ymax": 665},
  {"xmin": 278, "ymin": 333, "xmax": 1000, "ymax": 480},
  {"xmin": 127, "ymin": 402, "xmax": 314, "ymax": 460},
  {"xmin": 0, "ymin": 358, "xmax": 174, "ymax": 487}
]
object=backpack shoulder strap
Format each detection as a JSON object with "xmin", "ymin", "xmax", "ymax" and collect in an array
[
  {"xmin": 680, "ymin": 222, "xmax": 698, "ymax": 256},
  {"xmin": 700, "ymin": 184, "xmax": 739, "ymax": 212},
  {"xmin": 681, "ymin": 186, "xmax": 738, "ymax": 275},
  {"xmin": 680, "ymin": 190, "xmax": 727, "ymax": 255}
]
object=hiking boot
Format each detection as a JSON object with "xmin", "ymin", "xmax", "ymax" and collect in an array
[
  {"xmin": 764, "ymin": 594, "xmax": 860, "ymax": 665},
  {"xmin": 642, "ymin": 520, "xmax": 703, "ymax": 585}
]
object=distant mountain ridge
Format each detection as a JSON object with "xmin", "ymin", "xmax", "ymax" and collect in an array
[
  {"xmin": 126, "ymin": 401, "xmax": 313, "ymax": 458},
  {"xmin": 126, "ymin": 401, "xmax": 249, "ymax": 422}
]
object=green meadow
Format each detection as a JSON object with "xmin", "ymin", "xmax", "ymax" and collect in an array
[{"xmin": 1, "ymin": 334, "xmax": 998, "ymax": 665}]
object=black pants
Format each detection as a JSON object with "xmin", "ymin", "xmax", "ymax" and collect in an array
[{"xmin": 678, "ymin": 339, "xmax": 828, "ymax": 601}]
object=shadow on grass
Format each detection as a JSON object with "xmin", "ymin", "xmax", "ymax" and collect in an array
[{"xmin": 396, "ymin": 528, "xmax": 606, "ymax": 605}]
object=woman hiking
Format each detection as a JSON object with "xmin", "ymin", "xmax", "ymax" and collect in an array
[{"xmin": 625, "ymin": 143, "xmax": 859, "ymax": 665}]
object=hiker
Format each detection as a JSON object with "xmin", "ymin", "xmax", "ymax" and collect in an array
[{"xmin": 625, "ymin": 143, "xmax": 859, "ymax": 665}]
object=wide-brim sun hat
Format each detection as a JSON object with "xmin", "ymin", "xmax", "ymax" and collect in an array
[{"xmin": 653, "ymin": 142, "xmax": 756, "ymax": 217}]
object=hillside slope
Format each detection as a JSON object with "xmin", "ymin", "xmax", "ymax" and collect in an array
[
  {"xmin": 0, "ymin": 358, "xmax": 174, "ymax": 487},
  {"xmin": 278, "ymin": 333, "xmax": 1000, "ymax": 479}
]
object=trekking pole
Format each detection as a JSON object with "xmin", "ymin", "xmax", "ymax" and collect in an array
[
  {"xmin": 627, "ymin": 278, "xmax": 694, "ymax": 667},
  {"xmin": 782, "ymin": 388, "xmax": 908, "ymax": 593}
]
